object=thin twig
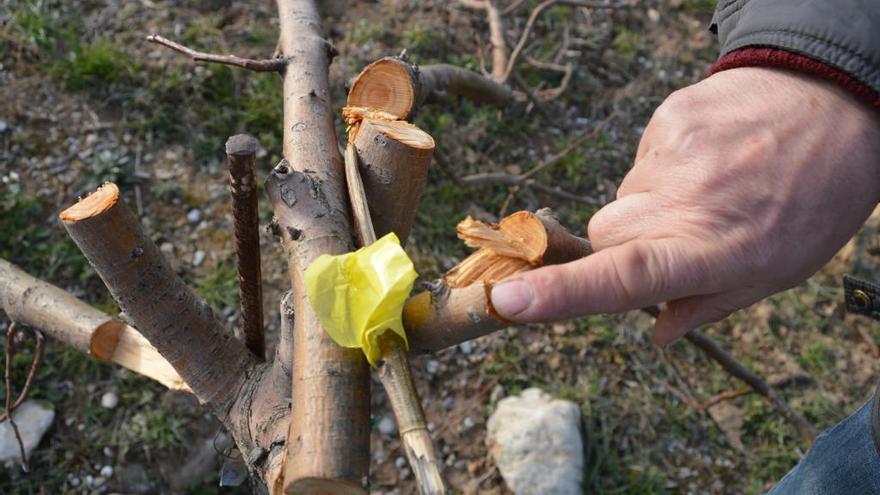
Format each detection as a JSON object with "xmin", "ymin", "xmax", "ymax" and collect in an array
[
  {"xmin": 641, "ymin": 305, "xmax": 815, "ymax": 446},
  {"xmin": 4, "ymin": 323, "xmax": 29, "ymax": 471},
  {"xmin": 459, "ymin": 115, "xmax": 613, "ymax": 206},
  {"xmin": 0, "ymin": 326, "xmax": 44, "ymax": 423},
  {"xmin": 520, "ymin": 112, "xmax": 614, "ymax": 180},
  {"xmin": 460, "ymin": 172, "xmax": 601, "ymax": 205},
  {"xmin": 502, "ymin": 1, "xmax": 626, "ymax": 82},
  {"xmin": 652, "ymin": 376, "xmax": 751, "ymax": 411},
  {"xmin": 146, "ymin": 34, "xmax": 286, "ymax": 73}
]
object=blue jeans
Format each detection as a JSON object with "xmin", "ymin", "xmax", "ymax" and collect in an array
[{"xmin": 768, "ymin": 399, "xmax": 880, "ymax": 494}]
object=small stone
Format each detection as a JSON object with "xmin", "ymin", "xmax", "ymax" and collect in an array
[
  {"xmin": 459, "ymin": 341, "xmax": 474, "ymax": 354},
  {"xmin": 0, "ymin": 120, "xmax": 7, "ymax": 133},
  {"xmin": 160, "ymin": 242, "xmax": 174, "ymax": 256},
  {"xmin": 94, "ymin": 476, "xmax": 107, "ymax": 486},
  {"xmin": 378, "ymin": 416, "xmax": 397, "ymax": 436},
  {"xmin": 100, "ymin": 465, "xmax": 114, "ymax": 477},
  {"xmin": 192, "ymin": 250, "xmax": 206, "ymax": 267},
  {"xmin": 0, "ymin": 401, "xmax": 54, "ymax": 462},
  {"xmin": 101, "ymin": 391, "xmax": 119, "ymax": 409},
  {"xmin": 462, "ymin": 416, "xmax": 475, "ymax": 429},
  {"xmin": 487, "ymin": 388, "xmax": 583, "ymax": 495},
  {"xmin": 186, "ymin": 208, "xmax": 201, "ymax": 224},
  {"xmin": 426, "ymin": 360, "xmax": 440, "ymax": 375},
  {"xmin": 442, "ymin": 397, "xmax": 455, "ymax": 411},
  {"xmin": 85, "ymin": 475, "xmax": 95, "ymax": 487},
  {"xmin": 395, "ymin": 456, "xmax": 407, "ymax": 469},
  {"xmin": 69, "ymin": 476, "xmax": 81, "ymax": 487}
]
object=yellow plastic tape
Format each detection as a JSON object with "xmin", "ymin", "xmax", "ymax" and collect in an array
[{"xmin": 304, "ymin": 232, "xmax": 418, "ymax": 366}]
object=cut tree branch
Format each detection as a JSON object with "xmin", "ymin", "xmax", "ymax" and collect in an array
[
  {"xmin": 269, "ymin": 0, "xmax": 370, "ymax": 492},
  {"xmin": 0, "ymin": 258, "xmax": 188, "ymax": 391},
  {"xmin": 60, "ymin": 183, "xmax": 254, "ymax": 416},
  {"xmin": 347, "ymin": 57, "xmax": 513, "ymax": 121},
  {"xmin": 226, "ymin": 134, "xmax": 265, "ymax": 360},
  {"xmin": 350, "ymin": 119, "xmax": 434, "ymax": 243},
  {"xmin": 146, "ymin": 34, "xmax": 286, "ymax": 72}
]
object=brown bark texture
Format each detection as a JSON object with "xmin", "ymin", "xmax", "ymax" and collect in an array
[
  {"xmin": 352, "ymin": 118, "xmax": 435, "ymax": 243},
  {"xmin": 347, "ymin": 57, "xmax": 513, "ymax": 121},
  {"xmin": 60, "ymin": 183, "xmax": 256, "ymax": 418},
  {"xmin": 227, "ymin": 133, "xmax": 265, "ymax": 360},
  {"xmin": 268, "ymin": 0, "xmax": 371, "ymax": 492}
]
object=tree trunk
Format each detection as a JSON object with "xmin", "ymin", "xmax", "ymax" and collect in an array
[{"xmin": 269, "ymin": 0, "xmax": 370, "ymax": 492}]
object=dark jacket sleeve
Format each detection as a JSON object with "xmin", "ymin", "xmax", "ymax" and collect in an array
[{"xmin": 711, "ymin": 0, "xmax": 880, "ymax": 93}]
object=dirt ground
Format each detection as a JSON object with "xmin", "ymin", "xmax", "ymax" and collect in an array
[{"xmin": 1, "ymin": 0, "xmax": 879, "ymax": 494}]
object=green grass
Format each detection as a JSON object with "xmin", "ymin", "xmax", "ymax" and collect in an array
[
  {"xmin": 193, "ymin": 261, "xmax": 239, "ymax": 311},
  {"xmin": 52, "ymin": 39, "xmax": 137, "ymax": 91}
]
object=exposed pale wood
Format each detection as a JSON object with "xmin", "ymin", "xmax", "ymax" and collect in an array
[
  {"xmin": 95, "ymin": 323, "xmax": 190, "ymax": 391},
  {"xmin": 60, "ymin": 183, "xmax": 254, "ymax": 416},
  {"xmin": 407, "ymin": 209, "xmax": 591, "ymax": 352},
  {"xmin": 446, "ymin": 209, "xmax": 590, "ymax": 287},
  {"xmin": 272, "ymin": 0, "xmax": 370, "ymax": 492},
  {"xmin": 377, "ymin": 335, "xmax": 447, "ymax": 494},
  {"xmin": 352, "ymin": 118, "xmax": 434, "ymax": 243},
  {"xmin": 348, "ymin": 57, "xmax": 513, "ymax": 121},
  {"xmin": 0, "ymin": 258, "xmax": 188, "ymax": 391},
  {"xmin": 343, "ymin": 136, "xmax": 448, "ymax": 495},
  {"xmin": 226, "ymin": 133, "xmax": 265, "ymax": 360}
]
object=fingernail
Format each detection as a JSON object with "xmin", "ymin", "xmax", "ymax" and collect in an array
[{"xmin": 491, "ymin": 280, "xmax": 533, "ymax": 318}]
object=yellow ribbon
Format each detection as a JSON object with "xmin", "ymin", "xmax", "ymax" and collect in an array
[{"xmin": 304, "ymin": 232, "xmax": 418, "ymax": 366}]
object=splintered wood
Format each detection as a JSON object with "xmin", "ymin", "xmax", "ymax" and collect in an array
[{"xmin": 445, "ymin": 209, "xmax": 591, "ymax": 288}]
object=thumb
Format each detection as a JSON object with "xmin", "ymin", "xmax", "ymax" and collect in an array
[{"xmin": 490, "ymin": 239, "xmax": 708, "ymax": 323}]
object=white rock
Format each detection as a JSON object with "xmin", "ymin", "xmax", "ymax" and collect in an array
[
  {"xmin": 486, "ymin": 388, "xmax": 583, "ymax": 495},
  {"xmin": 378, "ymin": 416, "xmax": 397, "ymax": 436},
  {"xmin": 425, "ymin": 360, "xmax": 440, "ymax": 374},
  {"xmin": 0, "ymin": 400, "xmax": 54, "ymax": 463},
  {"xmin": 101, "ymin": 391, "xmax": 119, "ymax": 409},
  {"xmin": 192, "ymin": 250, "xmax": 207, "ymax": 267},
  {"xmin": 186, "ymin": 208, "xmax": 201, "ymax": 224},
  {"xmin": 100, "ymin": 465, "xmax": 114, "ymax": 477}
]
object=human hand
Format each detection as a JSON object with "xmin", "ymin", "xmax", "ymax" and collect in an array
[{"xmin": 490, "ymin": 67, "xmax": 880, "ymax": 345}]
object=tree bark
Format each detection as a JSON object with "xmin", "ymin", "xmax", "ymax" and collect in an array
[
  {"xmin": 352, "ymin": 119, "xmax": 434, "ymax": 243},
  {"xmin": 269, "ymin": 0, "xmax": 370, "ymax": 492},
  {"xmin": 348, "ymin": 57, "xmax": 513, "ymax": 121},
  {"xmin": 0, "ymin": 258, "xmax": 188, "ymax": 391},
  {"xmin": 60, "ymin": 183, "xmax": 255, "ymax": 417},
  {"xmin": 226, "ymin": 133, "xmax": 265, "ymax": 360}
]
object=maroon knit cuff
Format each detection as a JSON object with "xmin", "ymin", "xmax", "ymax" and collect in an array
[{"xmin": 710, "ymin": 47, "xmax": 880, "ymax": 111}]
